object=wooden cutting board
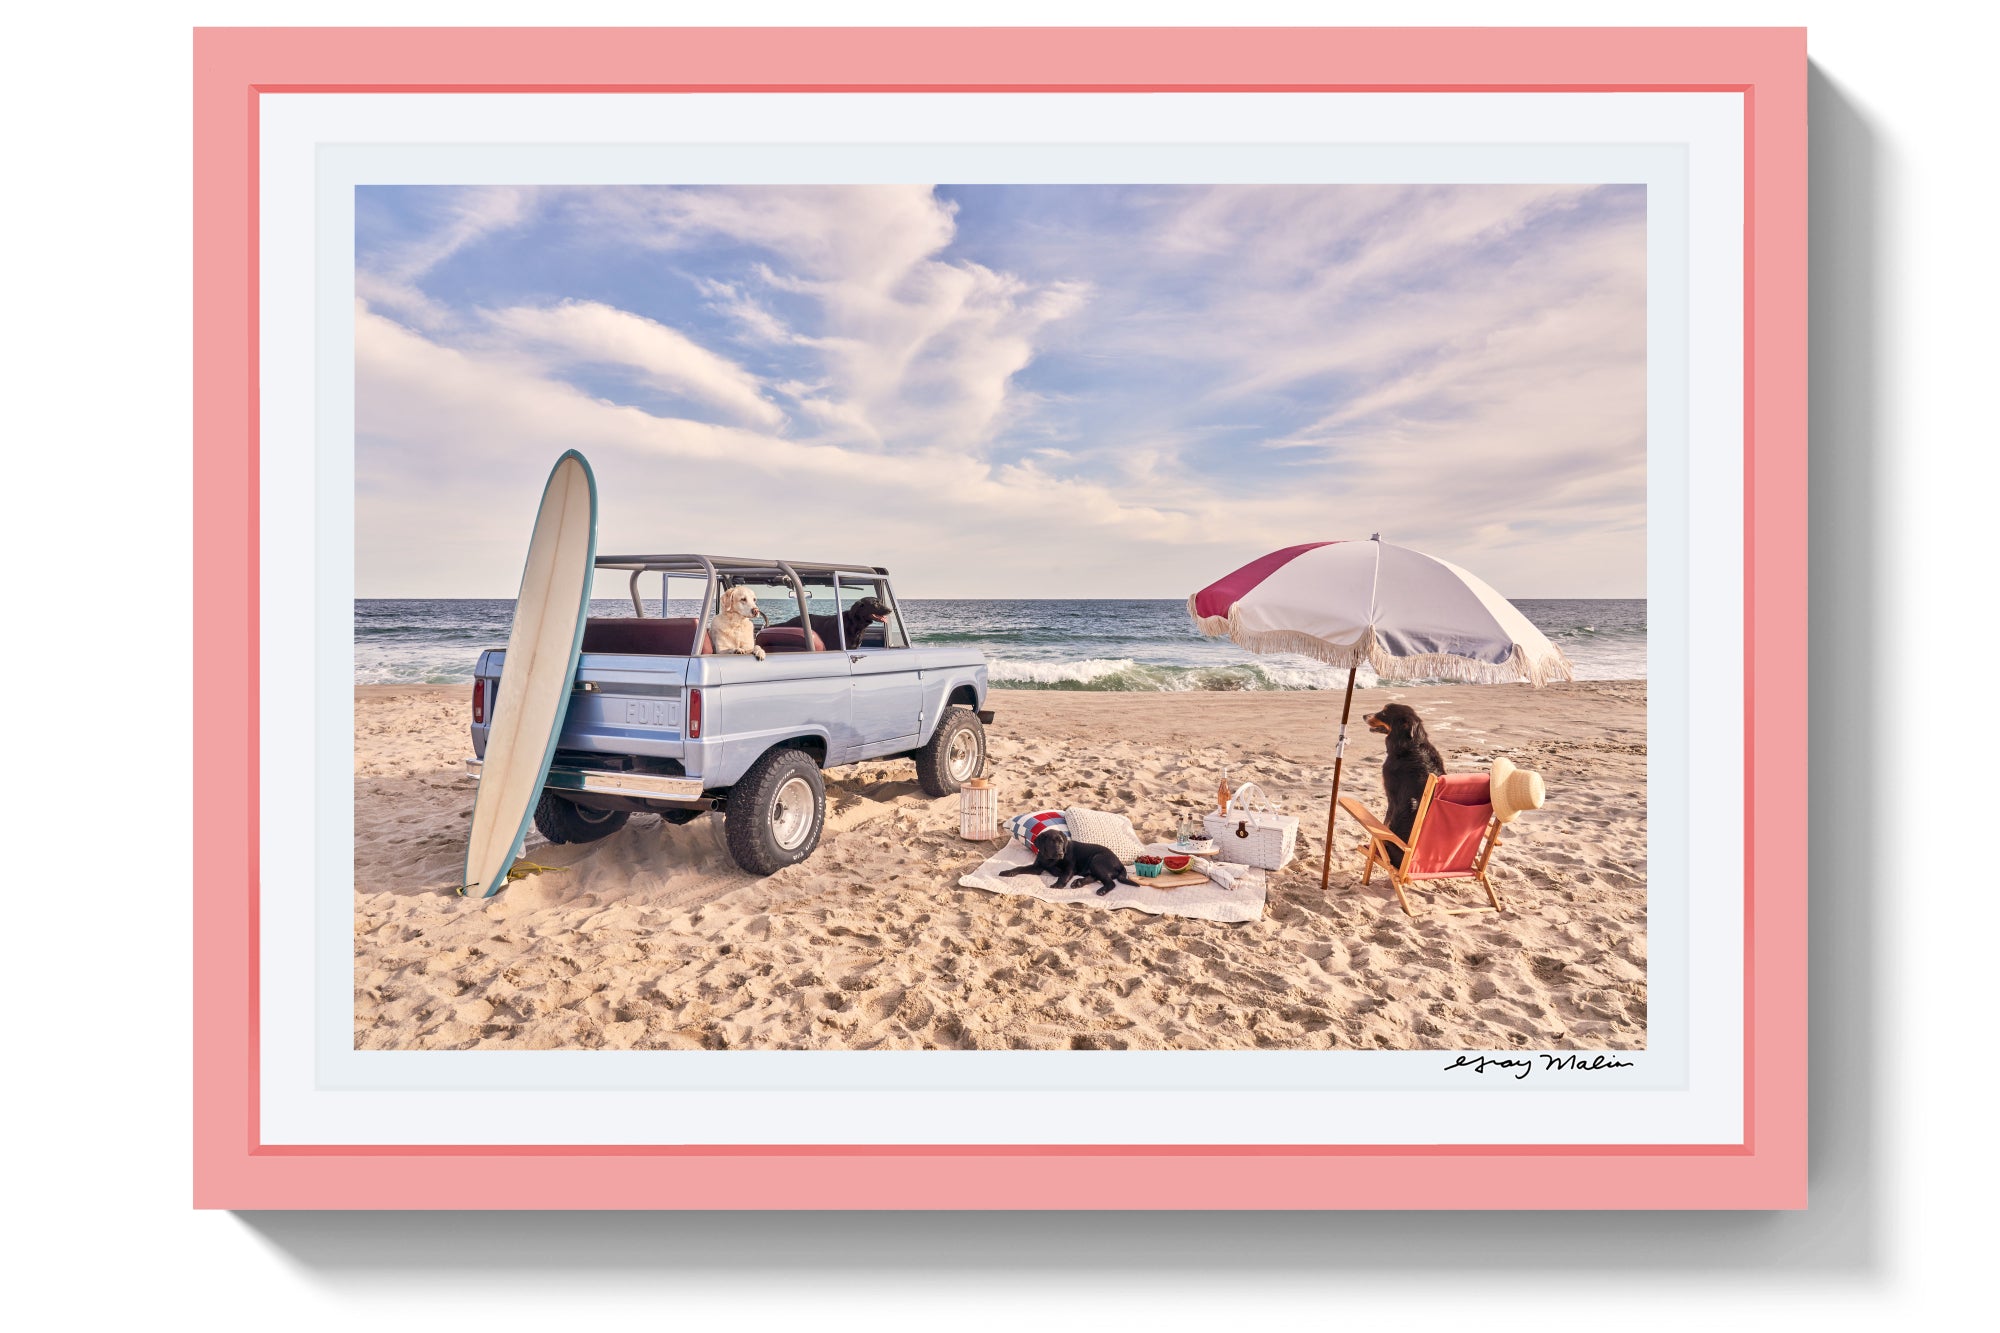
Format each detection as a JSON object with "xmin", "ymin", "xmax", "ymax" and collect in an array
[{"xmin": 1137, "ymin": 869, "xmax": 1211, "ymax": 890}]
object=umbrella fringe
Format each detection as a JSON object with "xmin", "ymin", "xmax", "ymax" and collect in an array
[
  {"xmin": 1186, "ymin": 596, "xmax": 1576, "ymax": 688},
  {"xmin": 1187, "ymin": 597, "xmax": 1366, "ymax": 666},
  {"xmin": 1367, "ymin": 644, "xmax": 1574, "ymax": 689}
]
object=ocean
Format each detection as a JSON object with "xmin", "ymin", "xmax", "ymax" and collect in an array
[{"xmin": 354, "ymin": 598, "xmax": 1645, "ymax": 690}]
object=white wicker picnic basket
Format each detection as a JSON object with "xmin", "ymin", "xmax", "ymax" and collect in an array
[{"xmin": 1202, "ymin": 781, "xmax": 1298, "ymax": 871}]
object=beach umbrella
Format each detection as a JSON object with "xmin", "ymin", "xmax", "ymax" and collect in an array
[{"xmin": 1187, "ymin": 535, "xmax": 1573, "ymax": 891}]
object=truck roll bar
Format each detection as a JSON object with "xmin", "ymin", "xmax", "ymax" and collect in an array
[{"xmin": 592, "ymin": 554, "xmax": 881, "ymax": 655}]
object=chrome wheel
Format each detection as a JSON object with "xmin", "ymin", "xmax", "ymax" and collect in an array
[
  {"xmin": 947, "ymin": 726, "xmax": 981, "ymax": 781},
  {"xmin": 724, "ymin": 749, "xmax": 824, "ymax": 874},
  {"xmin": 771, "ymin": 775, "xmax": 816, "ymax": 850}
]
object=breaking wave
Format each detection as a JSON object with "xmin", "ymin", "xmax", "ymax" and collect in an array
[
  {"xmin": 354, "ymin": 597, "xmax": 1645, "ymax": 686},
  {"xmin": 988, "ymin": 656, "xmax": 1359, "ymax": 692}
]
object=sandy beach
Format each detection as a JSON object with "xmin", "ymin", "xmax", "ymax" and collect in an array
[{"xmin": 353, "ymin": 682, "xmax": 1646, "ymax": 1051}]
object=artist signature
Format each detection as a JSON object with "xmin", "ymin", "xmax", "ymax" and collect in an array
[{"xmin": 1443, "ymin": 1053, "xmax": 1636, "ymax": 1081}]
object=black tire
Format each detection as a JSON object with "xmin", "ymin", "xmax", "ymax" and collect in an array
[
  {"xmin": 914, "ymin": 706, "xmax": 986, "ymax": 797},
  {"xmin": 532, "ymin": 792, "xmax": 630, "ymax": 845},
  {"xmin": 723, "ymin": 747, "xmax": 825, "ymax": 876}
]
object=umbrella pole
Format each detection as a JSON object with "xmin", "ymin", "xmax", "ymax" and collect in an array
[{"xmin": 1319, "ymin": 666, "xmax": 1359, "ymax": 892}]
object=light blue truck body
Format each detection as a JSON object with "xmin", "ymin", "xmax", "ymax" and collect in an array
[
  {"xmin": 470, "ymin": 639, "xmax": 990, "ymax": 790},
  {"xmin": 467, "ymin": 556, "xmax": 990, "ymax": 806}
]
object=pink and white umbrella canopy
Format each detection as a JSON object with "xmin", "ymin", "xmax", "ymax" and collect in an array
[{"xmin": 1187, "ymin": 537, "xmax": 1574, "ymax": 687}]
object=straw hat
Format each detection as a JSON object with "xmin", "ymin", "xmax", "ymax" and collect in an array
[{"xmin": 1489, "ymin": 756, "xmax": 1546, "ymax": 824}]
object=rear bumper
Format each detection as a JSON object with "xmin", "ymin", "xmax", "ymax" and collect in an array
[{"xmin": 463, "ymin": 757, "xmax": 704, "ymax": 802}]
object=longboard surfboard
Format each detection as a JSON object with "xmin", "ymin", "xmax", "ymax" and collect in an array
[{"xmin": 461, "ymin": 450, "xmax": 598, "ymax": 897}]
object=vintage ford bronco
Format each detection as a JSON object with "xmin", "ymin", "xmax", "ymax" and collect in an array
[{"xmin": 467, "ymin": 554, "xmax": 992, "ymax": 875}]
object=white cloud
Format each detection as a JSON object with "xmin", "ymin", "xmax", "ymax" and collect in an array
[
  {"xmin": 354, "ymin": 302, "xmax": 1344, "ymax": 598},
  {"xmin": 1069, "ymin": 186, "xmax": 1649, "ymax": 591},
  {"xmin": 692, "ymin": 277, "xmax": 809, "ymax": 347},
  {"xmin": 481, "ymin": 300, "xmax": 785, "ymax": 430},
  {"xmin": 355, "ymin": 185, "xmax": 1647, "ymax": 598},
  {"xmin": 580, "ymin": 185, "xmax": 1089, "ymax": 452},
  {"xmin": 1249, "ymin": 206, "xmax": 1649, "ymax": 557},
  {"xmin": 1149, "ymin": 183, "xmax": 1594, "ymax": 289},
  {"xmin": 354, "ymin": 185, "xmax": 538, "ymax": 329},
  {"xmin": 587, "ymin": 184, "xmax": 956, "ymax": 286}
]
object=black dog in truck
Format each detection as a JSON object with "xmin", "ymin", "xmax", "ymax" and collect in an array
[{"xmin": 778, "ymin": 596, "xmax": 892, "ymax": 649}]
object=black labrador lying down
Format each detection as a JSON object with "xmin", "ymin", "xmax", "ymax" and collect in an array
[{"xmin": 999, "ymin": 829, "xmax": 1138, "ymax": 896}]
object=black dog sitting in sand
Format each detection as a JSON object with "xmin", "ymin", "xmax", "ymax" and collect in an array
[
  {"xmin": 999, "ymin": 829, "xmax": 1138, "ymax": 896},
  {"xmin": 1364, "ymin": 702, "xmax": 1446, "ymax": 868}
]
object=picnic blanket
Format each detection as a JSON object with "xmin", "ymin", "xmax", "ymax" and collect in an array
[{"xmin": 957, "ymin": 841, "xmax": 1267, "ymax": 924}]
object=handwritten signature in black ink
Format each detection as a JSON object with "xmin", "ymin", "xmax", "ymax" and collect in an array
[{"xmin": 1443, "ymin": 1053, "xmax": 1637, "ymax": 1081}]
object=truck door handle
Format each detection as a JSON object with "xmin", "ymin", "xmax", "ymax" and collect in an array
[{"xmin": 849, "ymin": 653, "xmax": 863, "ymax": 663}]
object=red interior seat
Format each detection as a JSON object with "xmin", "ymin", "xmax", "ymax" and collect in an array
[
  {"xmin": 755, "ymin": 626, "xmax": 824, "ymax": 654},
  {"xmin": 580, "ymin": 617, "xmax": 713, "ymax": 656}
]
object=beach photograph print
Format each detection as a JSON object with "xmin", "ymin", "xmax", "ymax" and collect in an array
[{"xmin": 352, "ymin": 183, "xmax": 1648, "ymax": 1053}]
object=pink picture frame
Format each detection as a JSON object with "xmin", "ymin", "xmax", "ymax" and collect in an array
[{"xmin": 194, "ymin": 25, "xmax": 1807, "ymax": 1209}]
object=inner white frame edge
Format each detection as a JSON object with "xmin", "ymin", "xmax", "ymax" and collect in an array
[{"xmin": 258, "ymin": 91, "xmax": 1741, "ymax": 1145}]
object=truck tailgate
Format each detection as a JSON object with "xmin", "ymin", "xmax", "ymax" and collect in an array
[{"xmin": 559, "ymin": 654, "xmax": 693, "ymax": 758}]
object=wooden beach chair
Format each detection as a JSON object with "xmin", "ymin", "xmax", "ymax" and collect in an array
[{"xmin": 1338, "ymin": 773, "xmax": 1505, "ymax": 917}]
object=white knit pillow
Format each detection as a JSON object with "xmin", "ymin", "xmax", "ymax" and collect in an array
[{"xmin": 1061, "ymin": 807, "xmax": 1147, "ymax": 862}]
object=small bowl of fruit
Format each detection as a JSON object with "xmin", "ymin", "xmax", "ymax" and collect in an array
[{"xmin": 1133, "ymin": 854, "xmax": 1164, "ymax": 879}]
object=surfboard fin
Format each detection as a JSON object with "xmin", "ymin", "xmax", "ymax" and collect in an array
[{"xmin": 451, "ymin": 861, "xmax": 570, "ymax": 897}]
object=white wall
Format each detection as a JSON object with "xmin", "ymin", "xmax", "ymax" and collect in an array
[{"xmin": 10, "ymin": 1, "xmax": 1981, "ymax": 1327}]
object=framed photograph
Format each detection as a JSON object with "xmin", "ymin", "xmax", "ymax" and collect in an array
[{"xmin": 194, "ymin": 26, "xmax": 1806, "ymax": 1208}]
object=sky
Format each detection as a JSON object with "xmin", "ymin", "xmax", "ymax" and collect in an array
[{"xmin": 354, "ymin": 183, "xmax": 1646, "ymax": 600}]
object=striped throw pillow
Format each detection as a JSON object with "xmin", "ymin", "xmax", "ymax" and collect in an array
[{"xmin": 1005, "ymin": 810, "xmax": 1068, "ymax": 848}]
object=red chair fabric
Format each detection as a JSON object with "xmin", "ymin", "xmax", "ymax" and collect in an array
[{"xmin": 1405, "ymin": 773, "xmax": 1494, "ymax": 879}]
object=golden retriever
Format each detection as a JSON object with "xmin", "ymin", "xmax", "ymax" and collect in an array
[{"xmin": 710, "ymin": 584, "xmax": 766, "ymax": 660}]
